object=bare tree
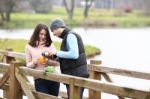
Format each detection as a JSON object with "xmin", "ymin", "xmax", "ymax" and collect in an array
[
  {"xmin": 84, "ymin": 0, "xmax": 94, "ymax": 18},
  {"xmin": 0, "ymin": 0, "xmax": 16, "ymax": 22},
  {"xmin": 142, "ymin": 0, "xmax": 150, "ymax": 16},
  {"xmin": 5, "ymin": 0, "xmax": 15, "ymax": 21},
  {"xmin": 28, "ymin": 0, "xmax": 53, "ymax": 13},
  {"xmin": 63, "ymin": 0, "xmax": 75, "ymax": 19},
  {"xmin": 0, "ymin": 0, "xmax": 6, "ymax": 21}
]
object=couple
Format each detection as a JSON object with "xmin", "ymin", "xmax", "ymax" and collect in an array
[{"xmin": 25, "ymin": 18, "xmax": 89, "ymax": 99}]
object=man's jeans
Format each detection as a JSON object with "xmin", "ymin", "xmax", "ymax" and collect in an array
[{"xmin": 66, "ymin": 84, "xmax": 84, "ymax": 99}]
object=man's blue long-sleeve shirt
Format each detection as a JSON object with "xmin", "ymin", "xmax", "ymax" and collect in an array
[{"xmin": 56, "ymin": 33, "xmax": 79, "ymax": 59}]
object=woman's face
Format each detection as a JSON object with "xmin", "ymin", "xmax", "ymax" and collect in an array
[{"xmin": 39, "ymin": 29, "xmax": 47, "ymax": 42}]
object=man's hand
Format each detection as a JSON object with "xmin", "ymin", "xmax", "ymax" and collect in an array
[{"xmin": 47, "ymin": 51, "xmax": 57, "ymax": 60}]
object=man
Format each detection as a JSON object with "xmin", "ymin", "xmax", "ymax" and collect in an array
[{"xmin": 49, "ymin": 18, "xmax": 89, "ymax": 99}]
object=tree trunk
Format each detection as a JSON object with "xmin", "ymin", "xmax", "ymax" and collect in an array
[
  {"xmin": 5, "ymin": 12, "xmax": 10, "ymax": 22},
  {"xmin": 142, "ymin": 0, "xmax": 150, "ymax": 16},
  {"xmin": 4, "ymin": 0, "xmax": 15, "ymax": 22},
  {"xmin": 84, "ymin": 0, "xmax": 88, "ymax": 18},
  {"xmin": 84, "ymin": 0, "xmax": 94, "ymax": 18},
  {"xmin": 0, "ymin": 13, "xmax": 6, "ymax": 21},
  {"xmin": 63, "ymin": 0, "xmax": 75, "ymax": 20}
]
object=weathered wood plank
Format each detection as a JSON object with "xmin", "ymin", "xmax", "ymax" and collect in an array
[
  {"xmin": 69, "ymin": 78, "xmax": 80, "ymax": 99},
  {"xmin": 32, "ymin": 91, "xmax": 62, "ymax": 99},
  {"xmin": 59, "ymin": 91, "xmax": 67, "ymax": 99},
  {"xmin": 1, "ymin": 48, "xmax": 15, "ymax": 63},
  {"xmin": 0, "ymin": 63, "xmax": 10, "ymax": 73},
  {"xmin": 0, "ymin": 50, "xmax": 25, "ymax": 59},
  {"xmin": 101, "ymin": 73, "xmax": 125, "ymax": 99},
  {"xmin": 1, "ymin": 50, "xmax": 150, "ymax": 80},
  {"xmin": 75, "ymin": 77, "xmax": 149, "ymax": 99},
  {"xmin": 89, "ymin": 71, "xmax": 101, "ymax": 99},
  {"xmin": 15, "ymin": 67, "xmax": 35, "ymax": 99},
  {"xmin": 9, "ymin": 62, "xmax": 23, "ymax": 99},
  {"xmin": 0, "ymin": 63, "xmax": 10, "ymax": 67},
  {"xmin": 89, "ymin": 60, "xmax": 125, "ymax": 99},
  {"xmin": 0, "ymin": 83, "xmax": 9, "ymax": 90},
  {"xmin": 1, "ymin": 51, "xmax": 149, "ymax": 99},
  {"xmin": 88, "ymin": 64, "xmax": 150, "ymax": 80},
  {"xmin": 19, "ymin": 67, "xmax": 149, "ymax": 99},
  {"xmin": 0, "ymin": 97, "xmax": 5, "ymax": 99},
  {"xmin": 0, "ymin": 69, "xmax": 9, "ymax": 88},
  {"xmin": 59, "ymin": 91, "xmax": 89, "ymax": 99},
  {"xmin": 90, "ymin": 60, "xmax": 102, "ymax": 65},
  {"xmin": 19, "ymin": 67, "xmax": 70, "ymax": 84},
  {"xmin": 89, "ymin": 60, "xmax": 101, "ymax": 99}
]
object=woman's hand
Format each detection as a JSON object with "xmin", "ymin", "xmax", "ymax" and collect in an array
[
  {"xmin": 33, "ymin": 59, "xmax": 38, "ymax": 65},
  {"xmin": 38, "ymin": 56, "xmax": 46, "ymax": 65},
  {"xmin": 32, "ymin": 59, "xmax": 38, "ymax": 68}
]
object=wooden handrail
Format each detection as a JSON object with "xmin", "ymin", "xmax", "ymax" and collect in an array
[
  {"xmin": 0, "ymin": 50, "xmax": 150, "ymax": 80},
  {"xmin": 32, "ymin": 91, "xmax": 63, "ymax": 99},
  {"xmin": 89, "ymin": 60, "xmax": 125, "ymax": 99},
  {"xmin": 0, "ymin": 63, "xmax": 10, "ymax": 73},
  {"xmin": 1, "ymin": 50, "xmax": 150, "ymax": 99},
  {"xmin": 0, "ymin": 50, "xmax": 25, "ymax": 59},
  {"xmin": 18, "ymin": 67, "xmax": 150, "ymax": 99},
  {"xmin": 88, "ymin": 64, "xmax": 150, "ymax": 80}
]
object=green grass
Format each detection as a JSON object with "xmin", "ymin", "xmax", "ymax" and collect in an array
[
  {"xmin": 2, "ymin": 7, "xmax": 150, "ymax": 29},
  {"xmin": 0, "ymin": 39, "xmax": 27, "ymax": 53},
  {"xmin": 0, "ymin": 39, "xmax": 101, "ymax": 58}
]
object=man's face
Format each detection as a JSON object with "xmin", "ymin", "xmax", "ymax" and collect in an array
[{"xmin": 52, "ymin": 28, "xmax": 62, "ymax": 37}]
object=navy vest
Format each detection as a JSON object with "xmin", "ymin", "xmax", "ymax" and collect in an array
[{"xmin": 59, "ymin": 29, "xmax": 89, "ymax": 77}]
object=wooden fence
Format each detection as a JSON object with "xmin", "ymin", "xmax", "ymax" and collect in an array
[{"xmin": 0, "ymin": 50, "xmax": 150, "ymax": 99}]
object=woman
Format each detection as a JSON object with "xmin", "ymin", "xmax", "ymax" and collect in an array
[{"xmin": 25, "ymin": 23, "xmax": 60, "ymax": 96}]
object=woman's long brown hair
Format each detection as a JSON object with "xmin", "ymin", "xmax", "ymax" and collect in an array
[{"xmin": 29, "ymin": 23, "xmax": 52, "ymax": 47}]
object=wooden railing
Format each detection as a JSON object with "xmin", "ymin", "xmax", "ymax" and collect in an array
[{"xmin": 0, "ymin": 50, "xmax": 150, "ymax": 99}]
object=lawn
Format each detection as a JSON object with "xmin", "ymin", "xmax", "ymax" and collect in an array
[
  {"xmin": 0, "ymin": 39, "xmax": 101, "ymax": 58},
  {"xmin": 2, "ymin": 7, "xmax": 150, "ymax": 29}
]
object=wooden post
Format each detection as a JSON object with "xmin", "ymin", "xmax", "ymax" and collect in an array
[
  {"xmin": 2, "ymin": 48, "xmax": 16, "ymax": 63},
  {"xmin": 0, "ymin": 69, "xmax": 10, "ymax": 88},
  {"xmin": 90, "ymin": 60, "xmax": 102, "ymax": 65},
  {"xmin": 15, "ymin": 68, "xmax": 36, "ymax": 99},
  {"xmin": 69, "ymin": 78, "xmax": 80, "ymax": 99},
  {"xmin": 2, "ymin": 48, "xmax": 16, "ymax": 98},
  {"xmin": 8, "ymin": 62, "xmax": 23, "ymax": 99},
  {"xmin": 89, "ymin": 60, "xmax": 102, "ymax": 99}
]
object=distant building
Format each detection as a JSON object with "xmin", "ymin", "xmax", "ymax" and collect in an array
[
  {"xmin": 52, "ymin": 0, "xmax": 63, "ymax": 6},
  {"xmin": 13, "ymin": 0, "xmax": 144, "ymax": 13},
  {"xmin": 45, "ymin": 0, "xmax": 143, "ymax": 10},
  {"xmin": 14, "ymin": 0, "xmax": 35, "ymax": 13},
  {"xmin": 94, "ymin": 0, "xmax": 143, "ymax": 9}
]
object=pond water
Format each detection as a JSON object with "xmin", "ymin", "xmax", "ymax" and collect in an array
[{"xmin": 0, "ymin": 28, "xmax": 150, "ymax": 98}]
